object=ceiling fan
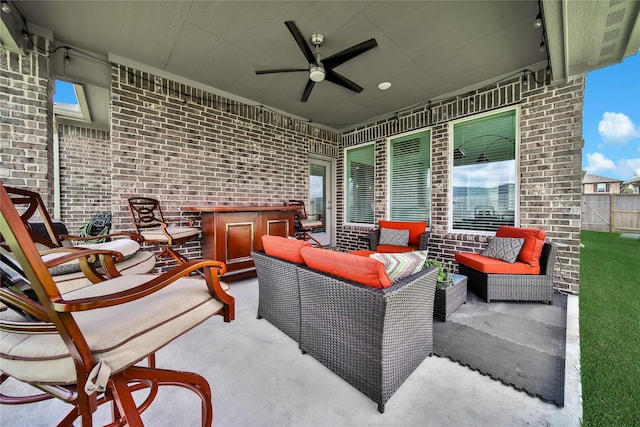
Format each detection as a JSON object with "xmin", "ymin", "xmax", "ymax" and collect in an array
[{"xmin": 255, "ymin": 21, "xmax": 378, "ymax": 102}]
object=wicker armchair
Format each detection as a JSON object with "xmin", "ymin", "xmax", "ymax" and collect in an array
[
  {"xmin": 458, "ymin": 242, "xmax": 557, "ymax": 303},
  {"xmin": 253, "ymin": 250, "xmax": 301, "ymax": 342},
  {"xmin": 297, "ymin": 265, "xmax": 437, "ymax": 413},
  {"xmin": 252, "ymin": 248, "xmax": 437, "ymax": 413}
]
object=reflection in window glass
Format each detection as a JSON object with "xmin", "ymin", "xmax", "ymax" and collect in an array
[
  {"xmin": 345, "ymin": 144, "xmax": 374, "ymax": 224},
  {"xmin": 452, "ymin": 109, "xmax": 517, "ymax": 232}
]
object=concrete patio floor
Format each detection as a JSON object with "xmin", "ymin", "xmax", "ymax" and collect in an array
[{"xmin": 0, "ymin": 277, "xmax": 582, "ymax": 426}]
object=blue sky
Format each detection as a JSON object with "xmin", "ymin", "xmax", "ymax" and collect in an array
[{"xmin": 582, "ymin": 52, "xmax": 640, "ymax": 181}]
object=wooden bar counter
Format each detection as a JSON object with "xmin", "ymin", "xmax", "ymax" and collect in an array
[{"xmin": 182, "ymin": 205, "xmax": 298, "ymax": 281}]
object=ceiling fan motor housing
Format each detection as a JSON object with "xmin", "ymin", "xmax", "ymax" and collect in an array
[{"xmin": 310, "ymin": 33, "xmax": 324, "ymax": 46}]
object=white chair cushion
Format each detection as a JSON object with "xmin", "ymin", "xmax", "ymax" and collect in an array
[
  {"xmin": 53, "ymin": 250, "xmax": 156, "ymax": 294},
  {"xmin": 42, "ymin": 239, "xmax": 141, "ymax": 276},
  {"xmin": 140, "ymin": 227, "xmax": 199, "ymax": 242},
  {"xmin": 0, "ymin": 274, "xmax": 224, "ymax": 384}
]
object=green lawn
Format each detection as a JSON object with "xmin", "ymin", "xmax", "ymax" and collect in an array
[{"xmin": 580, "ymin": 230, "xmax": 640, "ymax": 426}]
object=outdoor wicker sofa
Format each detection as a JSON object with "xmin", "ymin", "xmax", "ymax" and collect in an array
[
  {"xmin": 457, "ymin": 242, "xmax": 557, "ymax": 303},
  {"xmin": 252, "ymin": 249, "xmax": 438, "ymax": 413}
]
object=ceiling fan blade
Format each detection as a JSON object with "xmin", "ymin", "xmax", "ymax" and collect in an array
[
  {"xmin": 255, "ymin": 68, "xmax": 308, "ymax": 75},
  {"xmin": 285, "ymin": 21, "xmax": 317, "ymax": 65},
  {"xmin": 301, "ymin": 79, "xmax": 315, "ymax": 102},
  {"xmin": 325, "ymin": 70, "xmax": 363, "ymax": 93},
  {"xmin": 322, "ymin": 38, "xmax": 378, "ymax": 69}
]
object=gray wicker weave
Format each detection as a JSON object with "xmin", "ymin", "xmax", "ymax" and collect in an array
[
  {"xmin": 252, "ymin": 251, "xmax": 301, "ymax": 342},
  {"xmin": 297, "ymin": 265, "xmax": 437, "ymax": 413},
  {"xmin": 458, "ymin": 242, "xmax": 557, "ymax": 303},
  {"xmin": 434, "ymin": 273, "xmax": 467, "ymax": 321}
]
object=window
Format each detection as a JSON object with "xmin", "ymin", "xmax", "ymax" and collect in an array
[
  {"xmin": 345, "ymin": 143, "xmax": 375, "ymax": 225},
  {"xmin": 53, "ymin": 80, "xmax": 91, "ymax": 122},
  {"xmin": 451, "ymin": 108, "xmax": 517, "ymax": 233},
  {"xmin": 596, "ymin": 183, "xmax": 607, "ymax": 192},
  {"xmin": 389, "ymin": 130, "xmax": 431, "ymax": 223}
]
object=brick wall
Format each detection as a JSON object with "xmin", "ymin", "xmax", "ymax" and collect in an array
[
  {"xmin": 109, "ymin": 66, "xmax": 339, "ymax": 268},
  {"xmin": 2, "ymin": 43, "xmax": 583, "ymax": 292},
  {"xmin": 0, "ymin": 37, "xmax": 54, "ymax": 210},
  {"xmin": 57, "ymin": 125, "xmax": 111, "ymax": 232},
  {"xmin": 338, "ymin": 70, "xmax": 583, "ymax": 293}
]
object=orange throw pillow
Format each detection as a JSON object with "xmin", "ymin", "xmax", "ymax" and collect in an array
[
  {"xmin": 378, "ymin": 220, "xmax": 427, "ymax": 246},
  {"xmin": 300, "ymin": 246, "xmax": 393, "ymax": 289},
  {"xmin": 261, "ymin": 235, "xmax": 310, "ymax": 264},
  {"xmin": 495, "ymin": 226, "xmax": 546, "ymax": 267}
]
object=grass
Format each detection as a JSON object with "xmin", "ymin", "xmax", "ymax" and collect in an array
[{"xmin": 580, "ymin": 230, "xmax": 640, "ymax": 426}]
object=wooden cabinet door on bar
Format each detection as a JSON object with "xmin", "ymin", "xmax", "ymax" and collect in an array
[{"xmin": 193, "ymin": 206, "xmax": 297, "ymax": 281}]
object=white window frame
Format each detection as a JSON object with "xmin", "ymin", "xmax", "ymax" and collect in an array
[
  {"xmin": 386, "ymin": 128, "xmax": 432, "ymax": 225},
  {"xmin": 448, "ymin": 105, "xmax": 520, "ymax": 235},
  {"xmin": 343, "ymin": 142, "xmax": 376, "ymax": 227}
]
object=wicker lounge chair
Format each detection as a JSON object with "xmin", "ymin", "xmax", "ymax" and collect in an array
[
  {"xmin": 252, "ymin": 249, "xmax": 437, "ymax": 413},
  {"xmin": 458, "ymin": 242, "xmax": 557, "ymax": 303}
]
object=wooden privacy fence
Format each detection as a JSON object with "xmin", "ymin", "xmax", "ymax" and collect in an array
[{"xmin": 582, "ymin": 194, "xmax": 640, "ymax": 232}]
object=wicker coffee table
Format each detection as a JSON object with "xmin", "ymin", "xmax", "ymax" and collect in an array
[{"xmin": 434, "ymin": 273, "xmax": 467, "ymax": 321}]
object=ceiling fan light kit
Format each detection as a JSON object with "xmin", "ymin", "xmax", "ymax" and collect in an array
[
  {"xmin": 255, "ymin": 21, "xmax": 377, "ymax": 102},
  {"xmin": 309, "ymin": 66, "xmax": 325, "ymax": 82}
]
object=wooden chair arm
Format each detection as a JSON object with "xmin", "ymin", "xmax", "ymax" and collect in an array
[
  {"xmin": 41, "ymin": 248, "xmax": 124, "ymax": 283},
  {"xmin": 163, "ymin": 217, "xmax": 195, "ymax": 227},
  {"xmin": 52, "ymin": 259, "xmax": 228, "ymax": 313},
  {"xmin": 0, "ymin": 317, "xmax": 57, "ymax": 333},
  {"xmin": 42, "ymin": 248, "xmax": 124, "ymax": 268},
  {"xmin": 0, "ymin": 288, "xmax": 50, "ymax": 322},
  {"xmin": 61, "ymin": 232, "xmax": 145, "ymax": 243}
]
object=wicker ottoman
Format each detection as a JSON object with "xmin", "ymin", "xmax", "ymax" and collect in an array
[{"xmin": 434, "ymin": 273, "xmax": 467, "ymax": 321}]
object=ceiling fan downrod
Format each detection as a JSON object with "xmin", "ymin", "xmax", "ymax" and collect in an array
[{"xmin": 309, "ymin": 33, "xmax": 325, "ymax": 82}]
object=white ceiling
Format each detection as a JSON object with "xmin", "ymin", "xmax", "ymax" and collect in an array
[{"xmin": 2, "ymin": 1, "xmax": 639, "ymax": 132}]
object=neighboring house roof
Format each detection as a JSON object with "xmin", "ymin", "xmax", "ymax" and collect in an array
[
  {"xmin": 582, "ymin": 174, "xmax": 623, "ymax": 184},
  {"xmin": 623, "ymin": 177, "xmax": 640, "ymax": 185}
]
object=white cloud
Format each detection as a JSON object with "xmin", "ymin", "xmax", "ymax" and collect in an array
[
  {"xmin": 598, "ymin": 112, "xmax": 640, "ymax": 145},
  {"xmin": 618, "ymin": 158, "xmax": 640, "ymax": 179},
  {"xmin": 585, "ymin": 152, "xmax": 616, "ymax": 173}
]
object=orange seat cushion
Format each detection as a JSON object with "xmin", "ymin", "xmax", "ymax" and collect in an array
[
  {"xmin": 495, "ymin": 226, "xmax": 546, "ymax": 267},
  {"xmin": 262, "ymin": 235, "xmax": 311, "ymax": 264},
  {"xmin": 375, "ymin": 244, "xmax": 420, "ymax": 253},
  {"xmin": 300, "ymin": 247, "xmax": 392, "ymax": 289},
  {"xmin": 378, "ymin": 221, "xmax": 427, "ymax": 246},
  {"xmin": 349, "ymin": 249, "xmax": 376, "ymax": 257},
  {"xmin": 455, "ymin": 252, "xmax": 541, "ymax": 275}
]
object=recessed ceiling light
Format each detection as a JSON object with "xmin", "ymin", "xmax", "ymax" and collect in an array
[{"xmin": 378, "ymin": 82, "xmax": 391, "ymax": 90}]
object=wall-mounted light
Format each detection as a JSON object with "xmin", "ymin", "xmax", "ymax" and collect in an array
[
  {"xmin": 1, "ymin": 0, "xmax": 11, "ymax": 13},
  {"xmin": 64, "ymin": 49, "xmax": 71, "ymax": 64}
]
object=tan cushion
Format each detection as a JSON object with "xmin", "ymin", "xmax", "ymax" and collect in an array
[
  {"xmin": 53, "ymin": 250, "xmax": 156, "ymax": 294},
  {"xmin": 42, "ymin": 239, "xmax": 141, "ymax": 276},
  {"xmin": 299, "ymin": 219, "xmax": 323, "ymax": 229},
  {"xmin": 0, "ymin": 274, "xmax": 224, "ymax": 385},
  {"xmin": 140, "ymin": 227, "xmax": 199, "ymax": 242}
]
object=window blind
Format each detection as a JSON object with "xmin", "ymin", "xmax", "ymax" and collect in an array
[{"xmin": 390, "ymin": 131, "xmax": 431, "ymax": 222}]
